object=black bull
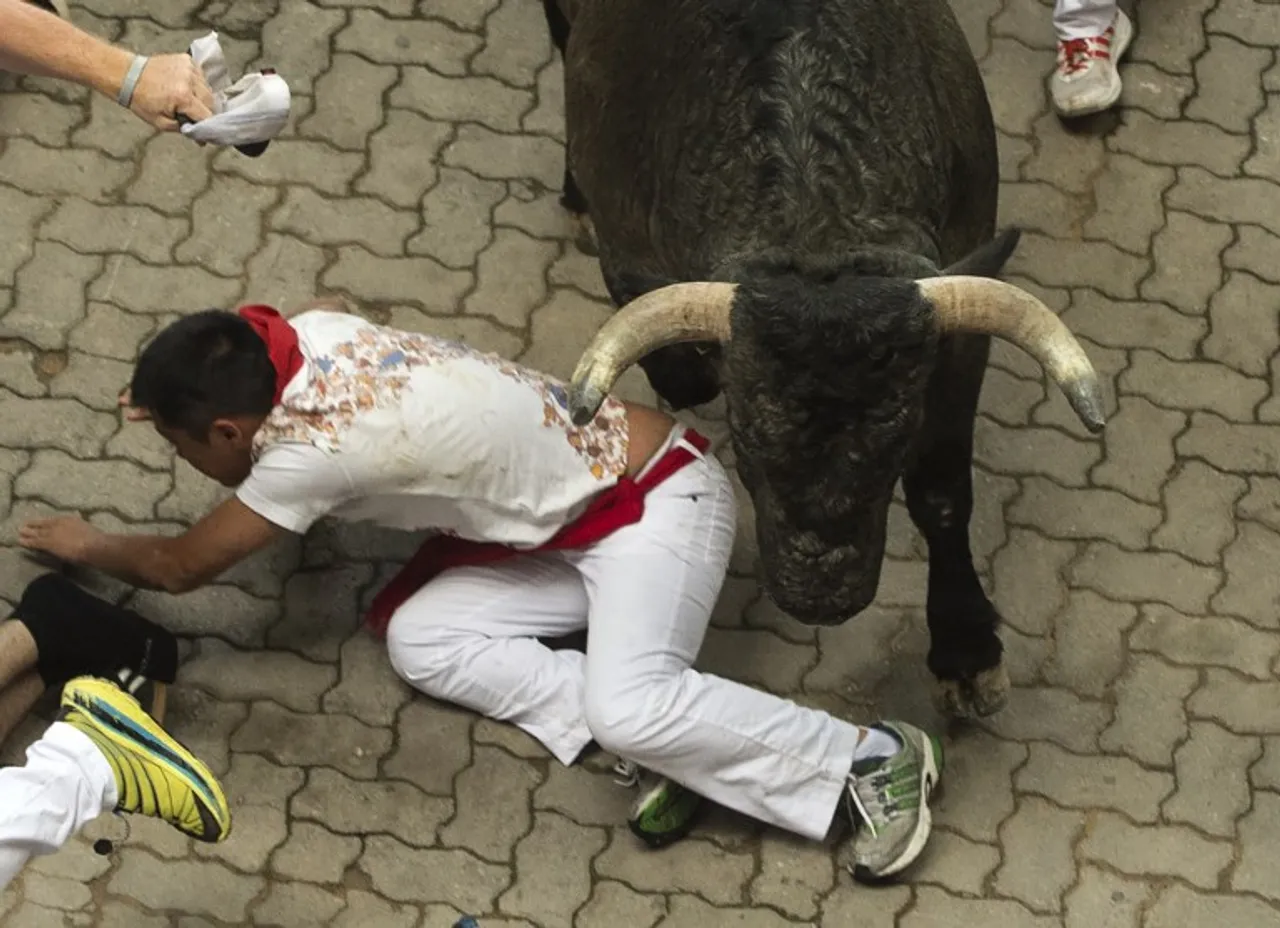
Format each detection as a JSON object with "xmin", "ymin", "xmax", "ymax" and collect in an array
[{"xmin": 541, "ymin": 0, "xmax": 1106, "ymax": 718}]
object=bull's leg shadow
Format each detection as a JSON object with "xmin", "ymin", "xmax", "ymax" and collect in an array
[{"xmin": 902, "ymin": 332, "xmax": 1008, "ymax": 719}]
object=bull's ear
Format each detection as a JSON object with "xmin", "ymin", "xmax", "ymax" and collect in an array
[{"xmin": 941, "ymin": 226, "xmax": 1021, "ymax": 279}]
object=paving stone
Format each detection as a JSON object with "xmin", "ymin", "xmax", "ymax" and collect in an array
[
  {"xmin": 472, "ymin": 0, "xmax": 552, "ymax": 87},
  {"xmin": 983, "ymin": 684, "xmax": 1109, "ymax": 753},
  {"xmin": 272, "ymin": 186, "xmax": 417, "ymax": 258},
  {"xmin": 441, "ymin": 744, "xmax": 542, "ymax": 861},
  {"xmin": 125, "ymin": 134, "xmax": 215, "ymax": 215},
  {"xmin": 931, "ymin": 731, "xmax": 1026, "ymax": 843},
  {"xmin": 1, "ymin": 901, "xmax": 73, "ymax": 927},
  {"xmin": 595, "ymin": 831, "xmax": 755, "ymax": 907},
  {"xmin": 1118, "ymin": 62, "xmax": 1196, "ymax": 120},
  {"xmin": 70, "ymin": 91, "xmax": 155, "ymax": 160},
  {"xmin": 1204, "ymin": 272, "xmax": 1280, "ymax": 380},
  {"xmin": 0, "ymin": 91, "xmax": 83, "ymax": 147},
  {"xmin": 96, "ymin": 902, "xmax": 169, "ymax": 928},
  {"xmin": 323, "ymin": 245, "xmax": 474, "ymax": 314},
  {"xmin": 231, "ymin": 701, "xmax": 392, "ymax": 778},
  {"xmin": 904, "ymin": 887, "xmax": 1058, "ymax": 928},
  {"xmin": 360, "ymin": 834, "xmax": 512, "ymax": 911},
  {"xmin": 975, "ymin": 416, "xmax": 1100, "ymax": 487},
  {"xmin": 1016, "ymin": 742, "xmax": 1174, "ymax": 822},
  {"xmin": 577, "ymin": 881, "xmax": 665, "ymax": 928},
  {"xmin": 47, "ymin": 352, "xmax": 134, "ymax": 412},
  {"xmin": 4, "ymin": 241, "xmax": 102, "ymax": 350},
  {"xmin": 1207, "ymin": 0, "xmax": 1280, "ymax": 44},
  {"xmin": 0, "ymin": 397, "xmax": 113, "ymax": 466},
  {"xmin": 0, "ymin": 185, "xmax": 53, "ymax": 288},
  {"xmin": 1132, "ymin": 604, "xmax": 1280, "ymax": 680},
  {"xmin": 301, "ymin": 54, "xmax": 398, "ymax": 152},
  {"xmin": 354, "ymin": 110, "xmax": 453, "ymax": 209},
  {"xmin": 1179, "ymin": 410, "xmax": 1280, "ymax": 475},
  {"xmin": 1063, "ymin": 866, "xmax": 1150, "ymax": 928},
  {"xmin": 407, "ymin": 166, "xmax": 507, "ymax": 269},
  {"xmin": 1147, "ymin": 884, "xmax": 1280, "ymax": 928},
  {"xmin": 981, "ymin": 38, "xmax": 1051, "ymax": 137},
  {"xmin": 990, "ymin": 527, "xmax": 1075, "ymax": 636},
  {"xmin": 802, "ymin": 604, "xmax": 906, "ymax": 697},
  {"xmin": 28, "ymin": 838, "xmax": 110, "ymax": 883},
  {"xmin": 21, "ymin": 872, "xmax": 90, "ymax": 911},
  {"xmin": 741, "ymin": 829, "xmax": 835, "ymax": 919},
  {"xmin": 331, "ymin": 891, "xmax": 421, "ymax": 928},
  {"xmin": 443, "ymin": 124, "xmax": 563, "ymax": 190},
  {"xmin": 15, "ymin": 449, "xmax": 168, "ymax": 520},
  {"xmin": 271, "ymin": 821, "xmax": 363, "ymax": 885},
  {"xmin": 1213, "ymin": 521, "xmax": 1280, "ymax": 629},
  {"xmin": 549, "ymin": 247, "xmax": 611, "ymax": 300},
  {"xmin": 269, "ymin": 563, "xmax": 376, "ymax": 661},
  {"xmin": 1009, "ymin": 476, "xmax": 1160, "ymax": 552},
  {"xmin": 1083, "ymin": 152, "xmax": 1175, "ymax": 254},
  {"xmin": 220, "ymin": 752, "xmax": 306, "ymax": 810},
  {"xmin": 697, "ymin": 625, "xmax": 814, "ymax": 693},
  {"xmin": 322, "ymin": 631, "xmax": 413, "ymax": 726},
  {"xmin": 1080, "ymin": 812, "xmax": 1231, "ymax": 890},
  {"xmin": 1064, "ymin": 290, "xmax": 1206, "ymax": 361},
  {"xmin": 337, "ymin": 8, "xmax": 480, "ymax": 72},
  {"xmin": 293, "ymin": 763, "xmax": 451, "ymax": 846},
  {"xmin": 109, "ymin": 852, "xmax": 265, "ymax": 922},
  {"xmin": 242, "ymin": 233, "xmax": 330, "ymax": 311},
  {"xmin": 0, "ymin": 138, "xmax": 132, "ymax": 202},
  {"xmin": 1142, "ymin": 211, "xmax": 1232, "ymax": 315},
  {"xmin": 1042, "ymin": 589, "xmax": 1137, "ymax": 697},
  {"xmin": 40, "ymin": 199, "xmax": 187, "ymax": 265},
  {"xmin": 257, "ymin": 0, "xmax": 345, "ymax": 93},
  {"xmin": 1253, "ymin": 737, "xmax": 1280, "ymax": 790},
  {"xmin": 87, "ymin": 254, "xmax": 241, "ymax": 316},
  {"xmin": 1225, "ymin": 225, "xmax": 1280, "ymax": 287},
  {"xmin": 1006, "ymin": 231, "xmax": 1147, "ymax": 300},
  {"xmin": 909, "ymin": 829, "xmax": 999, "ymax": 896},
  {"xmin": 214, "ymin": 139, "xmax": 366, "ymax": 198},
  {"xmin": 133, "ymin": 582, "xmax": 279, "ymax": 646},
  {"xmin": 1098, "ymin": 652, "xmax": 1197, "ymax": 767},
  {"xmin": 252, "ymin": 883, "xmax": 347, "ymax": 927},
  {"xmin": 1241, "ymin": 476, "xmax": 1280, "ymax": 534},
  {"xmin": 1070, "ymin": 544, "xmax": 1216, "ymax": 618},
  {"xmin": 1091, "ymin": 396, "xmax": 1184, "ymax": 503},
  {"xmin": 992, "ymin": 797, "xmax": 1083, "ymax": 914},
  {"xmin": 173, "ymin": 174, "xmax": 279, "ymax": 277},
  {"xmin": 1165, "ymin": 720, "xmax": 1260, "ymax": 836},
  {"xmin": 997, "ymin": 181, "xmax": 1083, "ymax": 238},
  {"xmin": 181, "ymin": 638, "xmax": 337, "ymax": 712},
  {"xmin": 1132, "ymin": 0, "xmax": 1214, "ymax": 73},
  {"xmin": 979, "ymin": 367, "xmax": 1044, "ymax": 427},
  {"xmin": 1152, "ymin": 461, "xmax": 1248, "ymax": 565},
  {"xmin": 498, "ymin": 811, "xmax": 607, "ymax": 927},
  {"xmin": 464, "ymin": 228, "xmax": 559, "ymax": 328},
  {"xmin": 1125, "ymin": 351, "xmax": 1265, "ymax": 424},
  {"xmin": 383, "ymin": 696, "xmax": 476, "ymax": 795},
  {"xmin": 1168, "ymin": 166, "xmax": 1280, "ymax": 238},
  {"xmin": 1186, "ymin": 34, "xmax": 1267, "ymax": 133},
  {"xmin": 392, "ymin": 67, "xmax": 531, "ymax": 133},
  {"xmin": 193, "ymin": 802, "xmax": 289, "ymax": 871},
  {"xmin": 533, "ymin": 759, "xmax": 632, "ymax": 829}
]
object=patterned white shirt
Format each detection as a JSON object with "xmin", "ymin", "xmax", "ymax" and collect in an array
[{"xmin": 235, "ymin": 310, "xmax": 631, "ymax": 547}]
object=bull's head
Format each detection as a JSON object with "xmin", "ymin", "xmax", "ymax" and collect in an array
[{"xmin": 566, "ymin": 241, "xmax": 1104, "ymax": 624}]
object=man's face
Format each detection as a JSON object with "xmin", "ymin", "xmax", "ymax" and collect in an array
[{"xmin": 153, "ymin": 418, "xmax": 257, "ymax": 488}]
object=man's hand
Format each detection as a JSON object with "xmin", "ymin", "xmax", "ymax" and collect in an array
[
  {"xmin": 126, "ymin": 52, "xmax": 215, "ymax": 132},
  {"xmin": 18, "ymin": 515, "xmax": 101, "ymax": 564},
  {"xmin": 118, "ymin": 387, "xmax": 151, "ymax": 422}
]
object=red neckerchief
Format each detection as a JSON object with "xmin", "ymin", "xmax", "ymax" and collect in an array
[
  {"xmin": 363, "ymin": 429, "xmax": 710, "ymax": 637},
  {"xmin": 238, "ymin": 304, "xmax": 304, "ymax": 404}
]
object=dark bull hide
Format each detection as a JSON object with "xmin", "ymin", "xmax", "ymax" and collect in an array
[{"xmin": 542, "ymin": 0, "xmax": 1105, "ymax": 718}]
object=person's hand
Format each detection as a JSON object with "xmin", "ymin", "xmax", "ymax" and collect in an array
[
  {"xmin": 126, "ymin": 52, "xmax": 215, "ymax": 132},
  {"xmin": 118, "ymin": 388, "xmax": 151, "ymax": 422},
  {"xmin": 19, "ymin": 516, "xmax": 102, "ymax": 564}
]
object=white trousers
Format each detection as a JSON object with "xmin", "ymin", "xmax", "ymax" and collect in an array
[
  {"xmin": 1054, "ymin": 0, "xmax": 1119, "ymax": 40},
  {"xmin": 0, "ymin": 722, "xmax": 114, "ymax": 890},
  {"xmin": 385, "ymin": 429, "xmax": 865, "ymax": 841}
]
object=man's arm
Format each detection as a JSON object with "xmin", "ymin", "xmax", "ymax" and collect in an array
[
  {"xmin": 19, "ymin": 498, "xmax": 288, "ymax": 594},
  {"xmin": 0, "ymin": 0, "xmax": 214, "ymax": 130}
]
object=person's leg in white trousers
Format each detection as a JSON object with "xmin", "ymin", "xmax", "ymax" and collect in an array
[
  {"xmin": 0, "ymin": 721, "xmax": 115, "ymax": 889},
  {"xmin": 385, "ymin": 441, "xmax": 918, "ymax": 846},
  {"xmin": 1050, "ymin": 1, "xmax": 1133, "ymax": 118}
]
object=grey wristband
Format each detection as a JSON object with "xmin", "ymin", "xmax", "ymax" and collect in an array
[{"xmin": 116, "ymin": 54, "xmax": 148, "ymax": 108}]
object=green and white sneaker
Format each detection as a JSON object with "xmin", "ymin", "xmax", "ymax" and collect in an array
[
  {"xmin": 843, "ymin": 721, "xmax": 943, "ymax": 883},
  {"xmin": 616, "ymin": 760, "xmax": 702, "ymax": 848}
]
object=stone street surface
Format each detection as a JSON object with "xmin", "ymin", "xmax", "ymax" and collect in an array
[{"xmin": 1, "ymin": 0, "xmax": 1279, "ymax": 924}]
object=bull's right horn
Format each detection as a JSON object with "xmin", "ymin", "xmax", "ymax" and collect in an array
[
  {"xmin": 567, "ymin": 282, "xmax": 736, "ymax": 426},
  {"xmin": 920, "ymin": 276, "xmax": 1107, "ymax": 434}
]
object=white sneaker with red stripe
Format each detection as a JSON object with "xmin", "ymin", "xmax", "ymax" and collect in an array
[{"xmin": 1050, "ymin": 8, "xmax": 1133, "ymax": 118}]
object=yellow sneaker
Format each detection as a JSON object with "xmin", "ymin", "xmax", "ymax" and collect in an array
[{"xmin": 58, "ymin": 676, "xmax": 231, "ymax": 843}]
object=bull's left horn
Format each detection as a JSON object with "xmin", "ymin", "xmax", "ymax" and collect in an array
[
  {"xmin": 567, "ymin": 282, "xmax": 737, "ymax": 426},
  {"xmin": 920, "ymin": 276, "xmax": 1106, "ymax": 433}
]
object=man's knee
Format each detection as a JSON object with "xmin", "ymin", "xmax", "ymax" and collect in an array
[
  {"xmin": 384, "ymin": 612, "xmax": 469, "ymax": 692},
  {"xmin": 583, "ymin": 675, "xmax": 680, "ymax": 759}
]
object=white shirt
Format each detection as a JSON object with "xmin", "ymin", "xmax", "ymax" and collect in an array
[{"xmin": 235, "ymin": 310, "xmax": 631, "ymax": 547}]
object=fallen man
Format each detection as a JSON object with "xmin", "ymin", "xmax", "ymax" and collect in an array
[
  {"xmin": 19, "ymin": 300, "xmax": 943, "ymax": 883},
  {"xmin": 0, "ymin": 574, "xmax": 230, "ymax": 890}
]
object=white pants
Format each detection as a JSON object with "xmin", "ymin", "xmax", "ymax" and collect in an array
[
  {"xmin": 1054, "ymin": 0, "xmax": 1119, "ymax": 40},
  {"xmin": 385, "ymin": 429, "xmax": 864, "ymax": 840},
  {"xmin": 0, "ymin": 722, "xmax": 114, "ymax": 889}
]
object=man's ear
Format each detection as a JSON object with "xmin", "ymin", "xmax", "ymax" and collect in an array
[{"xmin": 210, "ymin": 418, "xmax": 244, "ymax": 445}]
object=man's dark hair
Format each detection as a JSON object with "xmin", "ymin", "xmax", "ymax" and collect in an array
[{"xmin": 130, "ymin": 310, "xmax": 277, "ymax": 440}]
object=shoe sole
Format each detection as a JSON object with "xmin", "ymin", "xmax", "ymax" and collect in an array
[
  {"xmin": 852, "ymin": 731, "xmax": 943, "ymax": 884},
  {"xmin": 627, "ymin": 780, "xmax": 703, "ymax": 849},
  {"xmin": 1052, "ymin": 10, "xmax": 1134, "ymax": 118},
  {"xmin": 63, "ymin": 677, "xmax": 231, "ymax": 842}
]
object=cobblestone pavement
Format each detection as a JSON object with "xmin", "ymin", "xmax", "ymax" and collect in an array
[{"xmin": 1, "ymin": 0, "xmax": 1278, "ymax": 924}]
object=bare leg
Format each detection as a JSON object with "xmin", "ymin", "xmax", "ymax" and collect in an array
[
  {"xmin": 0, "ymin": 672, "xmax": 44, "ymax": 745},
  {"xmin": 0, "ymin": 620, "xmax": 39, "ymax": 691}
]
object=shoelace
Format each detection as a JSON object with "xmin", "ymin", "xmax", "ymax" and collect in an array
[
  {"xmin": 613, "ymin": 759, "xmax": 640, "ymax": 788},
  {"xmin": 1059, "ymin": 34, "xmax": 1111, "ymax": 76}
]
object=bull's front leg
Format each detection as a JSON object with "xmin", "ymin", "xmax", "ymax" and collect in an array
[
  {"xmin": 902, "ymin": 332, "xmax": 1008, "ymax": 719},
  {"xmin": 540, "ymin": 0, "xmax": 597, "ymax": 256}
]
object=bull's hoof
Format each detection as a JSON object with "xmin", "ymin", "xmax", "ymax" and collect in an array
[
  {"xmin": 573, "ymin": 213, "xmax": 599, "ymax": 257},
  {"xmin": 932, "ymin": 663, "xmax": 1010, "ymax": 719}
]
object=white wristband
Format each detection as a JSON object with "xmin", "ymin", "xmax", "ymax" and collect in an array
[{"xmin": 116, "ymin": 54, "xmax": 148, "ymax": 108}]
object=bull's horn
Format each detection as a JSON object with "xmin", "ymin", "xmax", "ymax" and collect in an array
[
  {"xmin": 920, "ymin": 276, "xmax": 1106, "ymax": 433},
  {"xmin": 567, "ymin": 282, "xmax": 736, "ymax": 426}
]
